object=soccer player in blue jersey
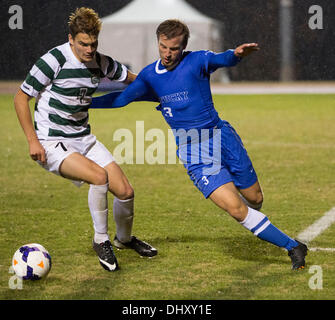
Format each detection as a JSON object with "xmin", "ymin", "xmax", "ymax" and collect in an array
[{"xmin": 91, "ymin": 19, "xmax": 308, "ymax": 269}]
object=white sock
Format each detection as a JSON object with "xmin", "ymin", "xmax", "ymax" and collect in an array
[
  {"xmin": 88, "ymin": 183, "xmax": 109, "ymax": 243},
  {"xmin": 113, "ymin": 197, "xmax": 134, "ymax": 243},
  {"xmin": 240, "ymin": 207, "xmax": 267, "ymax": 234}
]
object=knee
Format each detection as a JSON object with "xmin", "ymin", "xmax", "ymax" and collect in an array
[
  {"xmin": 120, "ymin": 186, "xmax": 135, "ymax": 200},
  {"xmin": 253, "ymin": 191, "xmax": 264, "ymax": 210},
  {"xmin": 93, "ymin": 168, "xmax": 108, "ymax": 186},
  {"xmin": 111, "ymin": 184, "xmax": 134, "ymax": 200},
  {"xmin": 245, "ymin": 190, "xmax": 264, "ymax": 210}
]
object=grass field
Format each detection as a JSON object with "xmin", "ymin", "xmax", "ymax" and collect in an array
[{"xmin": 0, "ymin": 93, "xmax": 334, "ymax": 300}]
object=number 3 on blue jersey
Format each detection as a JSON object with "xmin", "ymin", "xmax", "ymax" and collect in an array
[
  {"xmin": 201, "ymin": 176, "xmax": 209, "ymax": 185},
  {"xmin": 163, "ymin": 107, "xmax": 173, "ymax": 117}
]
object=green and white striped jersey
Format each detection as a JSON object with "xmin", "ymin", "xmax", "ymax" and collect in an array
[{"xmin": 20, "ymin": 42, "xmax": 127, "ymax": 140}]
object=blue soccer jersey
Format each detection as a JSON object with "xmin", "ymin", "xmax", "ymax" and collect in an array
[
  {"xmin": 136, "ymin": 50, "xmax": 239, "ymax": 130},
  {"xmin": 91, "ymin": 49, "xmax": 258, "ymax": 197},
  {"xmin": 92, "ymin": 49, "xmax": 240, "ymax": 130}
]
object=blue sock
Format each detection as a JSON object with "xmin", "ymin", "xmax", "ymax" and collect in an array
[{"xmin": 240, "ymin": 207, "xmax": 298, "ymax": 251}]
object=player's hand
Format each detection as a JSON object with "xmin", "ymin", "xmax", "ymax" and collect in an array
[
  {"xmin": 234, "ymin": 43, "xmax": 259, "ymax": 57},
  {"xmin": 29, "ymin": 140, "xmax": 46, "ymax": 164}
]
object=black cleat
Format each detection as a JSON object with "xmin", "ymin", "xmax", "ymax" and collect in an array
[
  {"xmin": 113, "ymin": 235, "xmax": 158, "ymax": 258},
  {"xmin": 93, "ymin": 240, "xmax": 119, "ymax": 271},
  {"xmin": 288, "ymin": 240, "xmax": 308, "ymax": 270}
]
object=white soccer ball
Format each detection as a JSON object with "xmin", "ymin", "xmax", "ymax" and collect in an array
[{"xmin": 12, "ymin": 243, "xmax": 52, "ymax": 280}]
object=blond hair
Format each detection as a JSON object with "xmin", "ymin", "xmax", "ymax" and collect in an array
[{"xmin": 68, "ymin": 7, "xmax": 102, "ymax": 38}]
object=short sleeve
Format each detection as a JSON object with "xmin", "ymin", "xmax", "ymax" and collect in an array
[
  {"xmin": 98, "ymin": 53, "xmax": 128, "ymax": 82},
  {"xmin": 20, "ymin": 48, "xmax": 65, "ymax": 97}
]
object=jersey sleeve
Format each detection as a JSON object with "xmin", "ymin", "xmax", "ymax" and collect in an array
[
  {"xmin": 91, "ymin": 71, "xmax": 159, "ymax": 109},
  {"xmin": 97, "ymin": 53, "xmax": 128, "ymax": 82},
  {"xmin": 199, "ymin": 49, "xmax": 242, "ymax": 74},
  {"xmin": 20, "ymin": 49, "xmax": 63, "ymax": 97}
]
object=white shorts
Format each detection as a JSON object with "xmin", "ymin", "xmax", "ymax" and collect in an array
[{"xmin": 38, "ymin": 134, "xmax": 115, "ymax": 185}]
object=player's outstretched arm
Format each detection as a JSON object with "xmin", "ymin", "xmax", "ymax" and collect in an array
[
  {"xmin": 91, "ymin": 77, "xmax": 159, "ymax": 109},
  {"xmin": 206, "ymin": 43, "xmax": 259, "ymax": 71},
  {"xmin": 234, "ymin": 43, "xmax": 259, "ymax": 57},
  {"xmin": 90, "ymin": 91, "xmax": 125, "ymax": 109},
  {"xmin": 207, "ymin": 49, "xmax": 241, "ymax": 69}
]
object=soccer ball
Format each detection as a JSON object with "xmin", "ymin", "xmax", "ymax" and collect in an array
[{"xmin": 12, "ymin": 243, "xmax": 52, "ymax": 280}]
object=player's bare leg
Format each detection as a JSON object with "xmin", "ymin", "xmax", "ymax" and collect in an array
[
  {"xmin": 209, "ymin": 182, "xmax": 307, "ymax": 269},
  {"xmin": 104, "ymin": 161, "xmax": 134, "ymax": 200},
  {"xmin": 239, "ymin": 181, "xmax": 264, "ymax": 210},
  {"xmin": 209, "ymin": 182, "xmax": 248, "ymax": 221},
  {"xmin": 59, "ymin": 152, "xmax": 108, "ymax": 184}
]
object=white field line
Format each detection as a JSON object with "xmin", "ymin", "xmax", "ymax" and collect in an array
[
  {"xmin": 296, "ymin": 207, "xmax": 335, "ymax": 249},
  {"xmin": 243, "ymin": 140, "xmax": 335, "ymax": 150},
  {"xmin": 309, "ymin": 247, "xmax": 335, "ymax": 252},
  {"xmin": 211, "ymin": 84, "xmax": 335, "ymax": 95}
]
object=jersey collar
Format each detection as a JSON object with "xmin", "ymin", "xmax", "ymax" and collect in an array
[
  {"xmin": 155, "ymin": 51, "xmax": 190, "ymax": 74},
  {"xmin": 155, "ymin": 59, "xmax": 168, "ymax": 74}
]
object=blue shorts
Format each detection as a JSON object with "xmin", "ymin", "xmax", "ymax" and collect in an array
[{"xmin": 175, "ymin": 120, "xmax": 258, "ymax": 198}]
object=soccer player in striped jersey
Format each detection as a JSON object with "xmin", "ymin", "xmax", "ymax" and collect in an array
[
  {"xmin": 14, "ymin": 7, "xmax": 157, "ymax": 272},
  {"xmin": 91, "ymin": 19, "xmax": 308, "ymax": 270}
]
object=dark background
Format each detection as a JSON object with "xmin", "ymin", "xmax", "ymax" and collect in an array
[{"xmin": 1, "ymin": 0, "xmax": 334, "ymax": 81}]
